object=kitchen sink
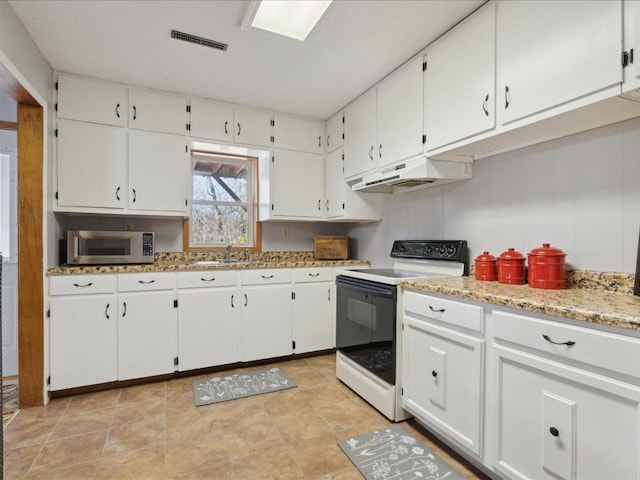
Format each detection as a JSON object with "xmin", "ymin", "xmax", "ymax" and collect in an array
[{"xmin": 188, "ymin": 259, "xmax": 249, "ymax": 266}]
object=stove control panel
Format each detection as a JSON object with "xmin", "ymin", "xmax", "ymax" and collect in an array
[{"xmin": 390, "ymin": 240, "xmax": 468, "ymax": 263}]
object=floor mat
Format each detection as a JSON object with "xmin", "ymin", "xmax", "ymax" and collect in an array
[
  {"xmin": 192, "ymin": 367, "xmax": 296, "ymax": 406},
  {"xmin": 3, "ymin": 383, "xmax": 19, "ymax": 429},
  {"xmin": 338, "ymin": 424, "xmax": 465, "ymax": 480}
]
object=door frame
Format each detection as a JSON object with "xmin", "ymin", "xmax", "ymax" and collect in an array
[{"xmin": 0, "ymin": 60, "xmax": 45, "ymax": 407}]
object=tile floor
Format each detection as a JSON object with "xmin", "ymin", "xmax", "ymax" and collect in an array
[{"xmin": 3, "ymin": 354, "xmax": 487, "ymax": 479}]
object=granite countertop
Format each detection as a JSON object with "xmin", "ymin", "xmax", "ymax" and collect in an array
[
  {"xmin": 401, "ymin": 273, "xmax": 640, "ymax": 332},
  {"xmin": 47, "ymin": 251, "xmax": 369, "ymax": 275}
]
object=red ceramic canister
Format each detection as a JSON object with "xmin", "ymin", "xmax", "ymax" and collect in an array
[
  {"xmin": 475, "ymin": 251, "xmax": 497, "ymax": 281},
  {"xmin": 497, "ymin": 248, "xmax": 526, "ymax": 285},
  {"xmin": 527, "ymin": 243, "xmax": 566, "ymax": 289}
]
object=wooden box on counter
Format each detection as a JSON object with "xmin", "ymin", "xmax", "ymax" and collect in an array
[{"xmin": 315, "ymin": 236, "xmax": 349, "ymax": 260}]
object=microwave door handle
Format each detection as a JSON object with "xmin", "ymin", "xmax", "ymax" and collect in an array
[{"xmin": 73, "ymin": 236, "xmax": 80, "ymax": 262}]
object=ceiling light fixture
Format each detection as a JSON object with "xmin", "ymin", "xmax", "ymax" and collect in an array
[{"xmin": 243, "ymin": 0, "xmax": 332, "ymax": 41}]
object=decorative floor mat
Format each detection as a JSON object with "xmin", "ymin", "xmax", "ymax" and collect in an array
[
  {"xmin": 3, "ymin": 383, "xmax": 19, "ymax": 429},
  {"xmin": 193, "ymin": 367, "xmax": 296, "ymax": 406},
  {"xmin": 338, "ymin": 425, "xmax": 465, "ymax": 480}
]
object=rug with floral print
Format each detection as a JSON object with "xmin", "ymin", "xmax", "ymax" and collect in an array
[
  {"xmin": 338, "ymin": 425, "xmax": 465, "ymax": 480},
  {"xmin": 192, "ymin": 367, "xmax": 296, "ymax": 406},
  {"xmin": 3, "ymin": 383, "xmax": 19, "ymax": 429}
]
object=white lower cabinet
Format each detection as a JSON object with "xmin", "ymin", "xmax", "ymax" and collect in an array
[
  {"xmin": 292, "ymin": 268, "xmax": 334, "ymax": 354},
  {"xmin": 49, "ymin": 275, "xmax": 119, "ymax": 390},
  {"xmin": 402, "ymin": 291, "xmax": 484, "ymax": 456},
  {"xmin": 176, "ymin": 271, "xmax": 240, "ymax": 371},
  {"xmin": 117, "ymin": 273, "xmax": 178, "ymax": 380},
  {"xmin": 240, "ymin": 269, "xmax": 293, "ymax": 362}
]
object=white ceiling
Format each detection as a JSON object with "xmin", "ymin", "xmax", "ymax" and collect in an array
[{"xmin": 8, "ymin": 0, "xmax": 483, "ymax": 120}]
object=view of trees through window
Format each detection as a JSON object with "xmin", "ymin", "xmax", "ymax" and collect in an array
[{"xmin": 190, "ymin": 153, "xmax": 253, "ymax": 247}]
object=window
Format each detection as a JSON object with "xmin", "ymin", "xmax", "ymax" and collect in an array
[
  {"xmin": 0, "ymin": 151, "xmax": 17, "ymax": 262},
  {"xmin": 189, "ymin": 149, "xmax": 259, "ymax": 248}
]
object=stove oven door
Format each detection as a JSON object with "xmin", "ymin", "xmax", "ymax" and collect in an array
[{"xmin": 335, "ymin": 275, "xmax": 397, "ymax": 385}]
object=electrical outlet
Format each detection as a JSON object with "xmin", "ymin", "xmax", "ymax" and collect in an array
[
  {"xmin": 124, "ymin": 221, "xmax": 134, "ymax": 232},
  {"xmin": 282, "ymin": 227, "xmax": 289, "ymax": 238}
]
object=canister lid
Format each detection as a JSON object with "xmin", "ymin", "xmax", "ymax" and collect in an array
[
  {"xmin": 475, "ymin": 251, "xmax": 496, "ymax": 262},
  {"xmin": 498, "ymin": 247, "xmax": 525, "ymax": 260},
  {"xmin": 528, "ymin": 243, "xmax": 566, "ymax": 257}
]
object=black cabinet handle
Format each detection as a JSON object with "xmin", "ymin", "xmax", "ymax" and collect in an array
[
  {"xmin": 116, "ymin": 103, "xmax": 120, "ymax": 118},
  {"xmin": 369, "ymin": 146, "xmax": 374, "ymax": 160},
  {"xmin": 327, "ymin": 135, "xmax": 330, "ymax": 147},
  {"xmin": 116, "ymin": 186, "xmax": 121, "ymax": 201},
  {"xmin": 244, "ymin": 293, "xmax": 248, "ymax": 307},
  {"xmin": 482, "ymin": 94, "xmax": 489, "ymax": 117},
  {"xmin": 379, "ymin": 144, "xmax": 382, "ymax": 159},
  {"xmin": 237, "ymin": 122, "xmax": 241, "ymax": 136},
  {"xmin": 308, "ymin": 273, "xmax": 320, "ymax": 277},
  {"xmin": 318, "ymin": 199, "xmax": 321, "ymax": 211},
  {"xmin": 549, "ymin": 427, "xmax": 559, "ymax": 437},
  {"xmin": 432, "ymin": 370, "xmax": 438, "ymax": 377},
  {"xmin": 104, "ymin": 303, "xmax": 110, "ymax": 319},
  {"xmin": 201, "ymin": 277, "xmax": 215, "ymax": 282},
  {"xmin": 542, "ymin": 334, "xmax": 575, "ymax": 346},
  {"xmin": 318, "ymin": 136, "xmax": 321, "ymax": 148},
  {"xmin": 231, "ymin": 294, "xmax": 234, "ymax": 308},
  {"xmin": 326, "ymin": 199, "xmax": 329, "ymax": 211},
  {"xmin": 133, "ymin": 105, "xmax": 137, "ymax": 120},
  {"xmin": 504, "ymin": 86, "xmax": 510, "ymax": 110},
  {"xmin": 261, "ymin": 275, "xmax": 274, "ymax": 279},
  {"xmin": 138, "ymin": 279, "xmax": 156, "ymax": 285},
  {"xmin": 429, "ymin": 306, "xmax": 445, "ymax": 313},
  {"xmin": 224, "ymin": 121, "xmax": 228, "ymax": 135},
  {"xmin": 132, "ymin": 188, "xmax": 137, "ymax": 203},
  {"xmin": 122, "ymin": 301, "xmax": 127, "ymax": 317},
  {"xmin": 73, "ymin": 282, "xmax": 93, "ymax": 288},
  {"xmin": 328, "ymin": 287, "xmax": 331, "ymax": 301}
]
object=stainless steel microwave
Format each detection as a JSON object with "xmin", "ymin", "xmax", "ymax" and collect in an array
[{"xmin": 66, "ymin": 230, "xmax": 155, "ymax": 265}]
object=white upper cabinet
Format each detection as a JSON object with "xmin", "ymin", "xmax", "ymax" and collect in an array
[
  {"xmin": 496, "ymin": 0, "xmax": 623, "ymax": 126},
  {"xmin": 128, "ymin": 89, "xmax": 188, "ymax": 135},
  {"xmin": 343, "ymin": 87, "xmax": 377, "ymax": 179},
  {"xmin": 325, "ymin": 111, "xmax": 344, "ymax": 153},
  {"xmin": 623, "ymin": 0, "xmax": 640, "ymax": 94},
  {"xmin": 424, "ymin": 2, "xmax": 496, "ymax": 152},
  {"xmin": 56, "ymin": 119, "xmax": 127, "ymax": 210},
  {"xmin": 266, "ymin": 149, "xmax": 325, "ymax": 219},
  {"xmin": 56, "ymin": 74, "xmax": 128, "ymax": 127},
  {"xmin": 128, "ymin": 130, "xmax": 189, "ymax": 213},
  {"xmin": 233, "ymin": 107, "xmax": 273, "ymax": 148},
  {"xmin": 376, "ymin": 55, "xmax": 424, "ymax": 169},
  {"xmin": 189, "ymin": 99, "xmax": 234, "ymax": 143},
  {"xmin": 273, "ymin": 114, "xmax": 324, "ymax": 154}
]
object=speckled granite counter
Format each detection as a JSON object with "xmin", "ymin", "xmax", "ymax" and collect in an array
[
  {"xmin": 401, "ymin": 273, "xmax": 640, "ymax": 332},
  {"xmin": 47, "ymin": 251, "xmax": 369, "ymax": 275}
]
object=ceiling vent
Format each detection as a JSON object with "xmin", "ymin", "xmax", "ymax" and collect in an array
[{"xmin": 170, "ymin": 30, "xmax": 228, "ymax": 51}]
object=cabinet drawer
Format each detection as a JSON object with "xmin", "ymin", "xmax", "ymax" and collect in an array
[
  {"xmin": 293, "ymin": 267, "xmax": 334, "ymax": 283},
  {"xmin": 493, "ymin": 310, "xmax": 640, "ymax": 381},
  {"xmin": 403, "ymin": 291, "xmax": 483, "ymax": 334},
  {"xmin": 241, "ymin": 269, "xmax": 292, "ymax": 285},
  {"xmin": 177, "ymin": 270, "xmax": 238, "ymax": 289},
  {"xmin": 50, "ymin": 274, "xmax": 117, "ymax": 296},
  {"xmin": 117, "ymin": 272, "xmax": 177, "ymax": 292}
]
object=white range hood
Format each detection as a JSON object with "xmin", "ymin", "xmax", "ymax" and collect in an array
[{"xmin": 351, "ymin": 155, "xmax": 472, "ymax": 194}]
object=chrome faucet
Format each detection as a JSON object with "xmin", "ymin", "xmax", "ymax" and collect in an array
[{"xmin": 224, "ymin": 243, "xmax": 233, "ymax": 260}]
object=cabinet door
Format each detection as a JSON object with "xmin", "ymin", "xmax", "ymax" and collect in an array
[
  {"xmin": 624, "ymin": 0, "xmax": 640, "ymax": 92},
  {"xmin": 293, "ymin": 282, "xmax": 334, "ymax": 353},
  {"xmin": 177, "ymin": 288, "xmax": 240, "ymax": 371},
  {"xmin": 241, "ymin": 285, "xmax": 292, "ymax": 362},
  {"xmin": 56, "ymin": 74, "xmax": 127, "ymax": 127},
  {"xmin": 50, "ymin": 295, "xmax": 118, "ymax": 389},
  {"xmin": 273, "ymin": 115, "xmax": 324, "ymax": 153},
  {"xmin": 128, "ymin": 130, "xmax": 189, "ymax": 213},
  {"xmin": 118, "ymin": 291, "xmax": 177, "ymax": 380},
  {"xmin": 271, "ymin": 149, "xmax": 324, "ymax": 218},
  {"xmin": 233, "ymin": 107, "xmax": 272, "ymax": 147},
  {"xmin": 493, "ymin": 346, "xmax": 640, "ymax": 480},
  {"xmin": 326, "ymin": 111, "xmax": 344, "ymax": 153},
  {"xmin": 403, "ymin": 316, "xmax": 484, "ymax": 455},
  {"xmin": 343, "ymin": 88, "xmax": 377, "ymax": 179},
  {"xmin": 497, "ymin": 0, "xmax": 622, "ymax": 126},
  {"xmin": 189, "ymin": 99, "xmax": 234, "ymax": 142},
  {"xmin": 377, "ymin": 55, "xmax": 424, "ymax": 168},
  {"xmin": 57, "ymin": 119, "xmax": 127, "ymax": 209},
  {"xmin": 129, "ymin": 89, "xmax": 188, "ymax": 135},
  {"xmin": 424, "ymin": 3, "xmax": 495, "ymax": 151},
  {"xmin": 325, "ymin": 148, "xmax": 346, "ymax": 218}
]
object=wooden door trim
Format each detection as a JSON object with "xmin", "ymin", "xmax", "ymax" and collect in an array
[
  {"xmin": 17, "ymin": 104, "xmax": 44, "ymax": 407},
  {"xmin": 0, "ymin": 120, "xmax": 17, "ymax": 131}
]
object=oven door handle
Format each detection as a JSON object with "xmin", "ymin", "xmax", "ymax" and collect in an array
[{"xmin": 336, "ymin": 279, "xmax": 395, "ymax": 298}]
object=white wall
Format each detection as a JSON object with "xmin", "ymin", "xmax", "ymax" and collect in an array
[{"xmin": 347, "ymin": 116, "xmax": 640, "ymax": 273}]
